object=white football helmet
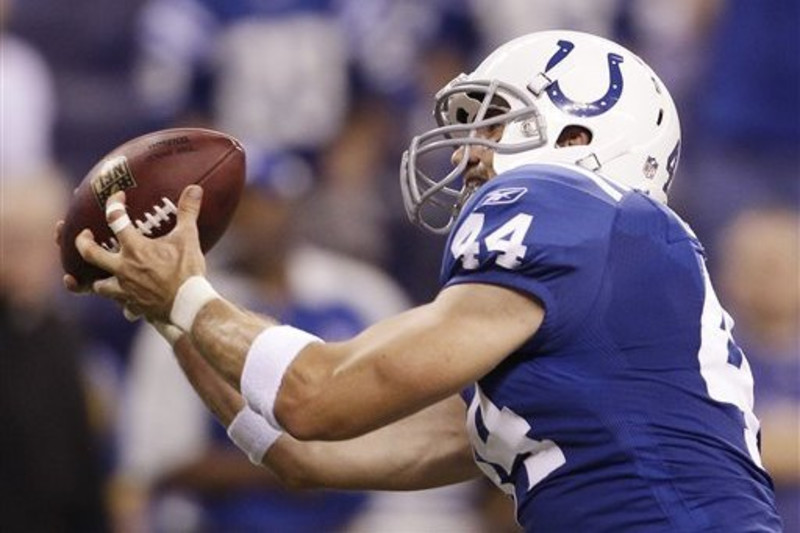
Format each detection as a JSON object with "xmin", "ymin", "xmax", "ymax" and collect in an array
[{"xmin": 400, "ymin": 30, "xmax": 682, "ymax": 233}]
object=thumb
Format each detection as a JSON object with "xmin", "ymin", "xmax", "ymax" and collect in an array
[{"xmin": 176, "ymin": 185, "xmax": 203, "ymax": 229}]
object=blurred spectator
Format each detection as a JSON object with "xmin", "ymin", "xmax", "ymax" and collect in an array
[
  {"xmin": 0, "ymin": 171, "xmax": 108, "ymax": 532},
  {"xmin": 332, "ymin": 0, "xmax": 479, "ymax": 302},
  {"xmin": 672, "ymin": 0, "xmax": 800, "ymax": 255},
  {"xmin": 6, "ymin": 0, "xmax": 151, "ymax": 182},
  {"xmin": 615, "ymin": 0, "xmax": 720, "ymax": 113},
  {"xmin": 718, "ymin": 207, "xmax": 800, "ymax": 532},
  {"xmin": 112, "ymin": 153, "xmax": 410, "ymax": 532},
  {"xmin": 346, "ymin": 480, "xmax": 484, "ymax": 533},
  {"xmin": 468, "ymin": 0, "xmax": 617, "ymax": 49},
  {"xmin": 6, "ymin": 0, "xmax": 151, "ymax": 379},
  {"xmin": 301, "ymin": 100, "xmax": 396, "ymax": 268},
  {"xmin": 135, "ymin": 0, "xmax": 348, "ymax": 151},
  {"xmin": 340, "ymin": 0, "xmax": 477, "ymax": 103},
  {"xmin": 467, "ymin": 0, "xmax": 717, "ymax": 111},
  {"xmin": 0, "ymin": 0, "xmax": 56, "ymax": 178}
]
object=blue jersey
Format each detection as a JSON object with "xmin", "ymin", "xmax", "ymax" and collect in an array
[{"xmin": 442, "ymin": 164, "xmax": 782, "ymax": 532}]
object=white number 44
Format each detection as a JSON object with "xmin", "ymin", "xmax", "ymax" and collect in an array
[{"xmin": 451, "ymin": 213, "xmax": 533, "ymax": 269}]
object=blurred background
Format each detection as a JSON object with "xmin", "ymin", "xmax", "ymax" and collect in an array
[{"xmin": 1, "ymin": 0, "xmax": 797, "ymax": 531}]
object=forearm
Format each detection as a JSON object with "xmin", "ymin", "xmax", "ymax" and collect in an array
[
  {"xmin": 184, "ymin": 282, "xmax": 539, "ymax": 443},
  {"xmin": 266, "ymin": 396, "xmax": 480, "ymax": 491},
  {"xmin": 187, "ymin": 300, "xmax": 456, "ymax": 441},
  {"xmin": 173, "ymin": 336, "xmax": 479, "ymax": 491},
  {"xmin": 172, "ymin": 332, "xmax": 245, "ymax": 426},
  {"xmin": 275, "ymin": 284, "xmax": 540, "ymax": 440},
  {"xmin": 189, "ymin": 298, "xmax": 277, "ymax": 391}
]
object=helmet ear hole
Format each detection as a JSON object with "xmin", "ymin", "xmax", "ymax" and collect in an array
[
  {"xmin": 556, "ymin": 125, "xmax": 593, "ymax": 147},
  {"xmin": 656, "ymin": 109, "xmax": 664, "ymax": 126}
]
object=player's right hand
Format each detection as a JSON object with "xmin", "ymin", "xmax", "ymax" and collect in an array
[{"xmin": 77, "ymin": 186, "xmax": 207, "ymax": 323}]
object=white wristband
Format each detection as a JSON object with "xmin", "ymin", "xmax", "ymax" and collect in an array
[
  {"xmin": 227, "ymin": 406, "xmax": 282, "ymax": 465},
  {"xmin": 241, "ymin": 325, "xmax": 323, "ymax": 430},
  {"xmin": 170, "ymin": 276, "xmax": 220, "ymax": 332}
]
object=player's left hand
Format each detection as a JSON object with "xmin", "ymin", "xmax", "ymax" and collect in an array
[
  {"xmin": 55, "ymin": 220, "xmax": 90, "ymax": 294},
  {"xmin": 74, "ymin": 185, "xmax": 207, "ymax": 323}
]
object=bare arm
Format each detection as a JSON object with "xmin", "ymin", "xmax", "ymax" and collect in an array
[
  {"xmin": 188, "ymin": 281, "xmax": 543, "ymax": 441},
  {"xmin": 271, "ymin": 396, "xmax": 480, "ymax": 491},
  {"xmin": 79, "ymin": 187, "xmax": 544, "ymax": 440},
  {"xmin": 170, "ymin": 333, "xmax": 480, "ymax": 490}
]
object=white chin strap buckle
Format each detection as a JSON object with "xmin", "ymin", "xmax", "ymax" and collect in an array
[
  {"xmin": 577, "ymin": 153, "xmax": 602, "ymax": 171},
  {"xmin": 527, "ymin": 73, "xmax": 553, "ymax": 96},
  {"xmin": 527, "ymin": 57, "xmax": 574, "ymax": 98}
]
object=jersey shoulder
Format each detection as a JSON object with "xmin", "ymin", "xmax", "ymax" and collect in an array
[
  {"xmin": 441, "ymin": 164, "xmax": 623, "ymax": 347},
  {"xmin": 445, "ymin": 163, "xmax": 622, "ymax": 272},
  {"xmin": 467, "ymin": 163, "xmax": 628, "ymax": 214}
]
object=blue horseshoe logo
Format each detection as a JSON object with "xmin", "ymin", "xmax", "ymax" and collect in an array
[{"xmin": 544, "ymin": 40, "xmax": 624, "ymax": 117}]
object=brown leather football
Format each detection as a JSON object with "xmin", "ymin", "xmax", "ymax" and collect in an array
[{"xmin": 59, "ymin": 127, "xmax": 245, "ymax": 288}]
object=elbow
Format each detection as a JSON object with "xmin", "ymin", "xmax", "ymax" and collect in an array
[
  {"xmin": 274, "ymin": 378, "xmax": 353, "ymax": 442},
  {"xmin": 272, "ymin": 343, "xmax": 370, "ymax": 441},
  {"xmin": 275, "ymin": 396, "xmax": 353, "ymax": 441},
  {"xmin": 276, "ymin": 407, "xmax": 328, "ymax": 442}
]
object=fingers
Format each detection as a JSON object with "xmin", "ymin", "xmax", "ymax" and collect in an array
[
  {"xmin": 55, "ymin": 220, "xmax": 65, "ymax": 246},
  {"xmin": 106, "ymin": 200, "xmax": 131, "ymax": 233},
  {"xmin": 92, "ymin": 275, "xmax": 127, "ymax": 300},
  {"xmin": 63, "ymin": 273, "xmax": 91, "ymax": 294},
  {"xmin": 123, "ymin": 306, "xmax": 142, "ymax": 322},
  {"xmin": 105, "ymin": 191, "xmax": 142, "ymax": 247},
  {"xmin": 176, "ymin": 185, "xmax": 203, "ymax": 233},
  {"xmin": 93, "ymin": 276, "xmax": 142, "ymax": 322},
  {"xmin": 75, "ymin": 228, "xmax": 119, "ymax": 273},
  {"xmin": 57, "ymin": 222, "xmax": 90, "ymax": 294}
]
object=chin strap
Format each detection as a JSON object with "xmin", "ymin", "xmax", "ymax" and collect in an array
[
  {"xmin": 576, "ymin": 153, "xmax": 602, "ymax": 171},
  {"xmin": 575, "ymin": 133, "xmax": 629, "ymax": 173}
]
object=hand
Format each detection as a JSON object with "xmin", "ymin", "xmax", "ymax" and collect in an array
[
  {"xmin": 55, "ymin": 220, "xmax": 90, "ymax": 294},
  {"xmin": 74, "ymin": 185, "xmax": 207, "ymax": 322},
  {"xmin": 56, "ymin": 222, "xmax": 145, "ymax": 322},
  {"xmin": 56, "ymin": 221, "xmax": 143, "ymax": 321}
]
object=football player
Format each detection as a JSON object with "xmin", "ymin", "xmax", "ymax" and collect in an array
[{"xmin": 70, "ymin": 31, "xmax": 782, "ymax": 531}]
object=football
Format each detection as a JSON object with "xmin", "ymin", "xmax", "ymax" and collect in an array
[{"xmin": 59, "ymin": 127, "xmax": 246, "ymax": 288}]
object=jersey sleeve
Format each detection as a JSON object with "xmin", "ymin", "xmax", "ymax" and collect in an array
[{"xmin": 440, "ymin": 168, "xmax": 617, "ymax": 350}]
